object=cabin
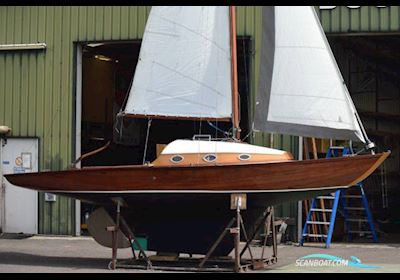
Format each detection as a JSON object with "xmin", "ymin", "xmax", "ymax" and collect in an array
[
  {"xmin": 151, "ymin": 140, "xmax": 294, "ymax": 166},
  {"xmin": 0, "ymin": 6, "xmax": 399, "ymax": 246}
]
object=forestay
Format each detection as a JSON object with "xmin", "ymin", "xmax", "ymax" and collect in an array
[
  {"xmin": 123, "ymin": 6, "xmax": 233, "ymax": 120},
  {"xmin": 254, "ymin": 6, "xmax": 366, "ymax": 143}
]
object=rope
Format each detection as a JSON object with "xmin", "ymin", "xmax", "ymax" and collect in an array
[
  {"xmin": 72, "ymin": 140, "xmax": 111, "ymax": 168},
  {"xmin": 142, "ymin": 119, "xmax": 152, "ymax": 164}
]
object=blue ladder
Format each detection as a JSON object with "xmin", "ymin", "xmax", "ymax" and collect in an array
[
  {"xmin": 342, "ymin": 182, "xmax": 378, "ymax": 243},
  {"xmin": 300, "ymin": 146, "xmax": 378, "ymax": 248}
]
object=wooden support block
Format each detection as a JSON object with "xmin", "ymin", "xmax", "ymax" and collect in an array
[
  {"xmin": 252, "ymin": 261, "xmax": 266, "ymax": 270},
  {"xmin": 106, "ymin": 226, "xmax": 117, "ymax": 232},
  {"xmin": 230, "ymin": 193, "xmax": 247, "ymax": 210},
  {"xmin": 149, "ymin": 254, "xmax": 179, "ymax": 262}
]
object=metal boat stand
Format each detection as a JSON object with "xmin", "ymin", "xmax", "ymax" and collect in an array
[
  {"xmin": 107, "ymin": 198, "xmax": 153, "ymax": 270},
  {"xmin": 198, "ymin": 194, "xmax": 278, "ymax": 272},
  {"xmin": 108, "ymin": 194, "xmax": 278, "ymax": 272}
]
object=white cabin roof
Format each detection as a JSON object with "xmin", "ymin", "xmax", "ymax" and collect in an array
[{"xmin": 161, "ymin": 140, "xmax": 287, "ymax": 155}]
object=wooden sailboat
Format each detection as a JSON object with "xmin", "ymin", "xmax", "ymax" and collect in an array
[
  {"xmin": 4, "ymin": 6, "xmax": 390, "ymax": 256},
  {"xmin": 5, "ymin": 140, "xmax": 388, "ymax": 195}
]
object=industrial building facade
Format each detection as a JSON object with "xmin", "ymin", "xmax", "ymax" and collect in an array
[{"xmin": 0, "ymin": 6, "xmax": 399, "ymax": 241}]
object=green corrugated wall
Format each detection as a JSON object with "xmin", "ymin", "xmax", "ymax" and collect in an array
[
  {"xmin": 1, "ymin": 6, "xmax": 394, "ymax": 235},
  {"xmin": 318, "ymin": 6, "xmax": 400, "ymax": 33},
  {"xmin": 0, "ymin": 6, "xmax": 156, "ymax": 234},
  {"xmin": 0, "ymin": 6, "xmax": 295, "ymax": 235}
]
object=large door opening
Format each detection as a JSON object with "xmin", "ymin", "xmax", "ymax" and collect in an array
[
  {"xmin": 81, "ymin": 41, "xmax": 142, "ymax": 167},
  {"xmin": 326, "ymin": 34, "xmax": 400, "ymax": 243},
  {"xmin": 77, "ymin": 37, "xmax": 252, "ymax": 234},
  {"xmin": 300, "ymin": 35, "xmax": 400, "ymax": 244}
]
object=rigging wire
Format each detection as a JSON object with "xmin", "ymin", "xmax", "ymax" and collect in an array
[
  {"xmin": 198, "ymin": 119, "xmax": 203, "ymax": 136},
  {"xmin": 114, "ymin": 66, "xmax": 136, "ymax": 139},
  {"xmin": 241, "ymin": 129, "xmax": 253, "ymax": 143},
  {"xmin": 207, "ymin": 121, "xmax": 230, "ymax": 138},
  {"xmin": 119, "ymin": 67, "xmax": 136, "ymax": 115},
  {"xmin": 113, "ymin": 114, "xmax": 125, "ymax": 143},
  {"xmin": 142, "ymin": 118, "xmax": 152, "ymax": 165},
  {"xmin": 215, "ymin": 119, "xmax": 218, "ymax": 140}
]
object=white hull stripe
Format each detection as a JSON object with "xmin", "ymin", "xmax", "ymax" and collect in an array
[{"xmin": 42, "ymin": 185, "xmax": 349, "ymax": 194}]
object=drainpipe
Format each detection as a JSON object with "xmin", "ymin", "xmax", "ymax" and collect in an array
[
  {"xmin": 0, "ymin": 137, "xmax": 3, "ymax": 233},
  {"xmin": 0, "ymin": 126, "xmax": 11, "ymax": 233}
]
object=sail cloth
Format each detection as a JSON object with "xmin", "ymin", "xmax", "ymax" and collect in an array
[
  {"xmin": 254, "ymin": 6, "xmax": 366, "ymax": 143},
  {"xmin": 123, "ymin": 6, "xmax": 233, "ymax": 120}
]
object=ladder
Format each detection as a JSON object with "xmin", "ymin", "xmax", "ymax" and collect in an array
[{"xmin": 300, "ymin": 146, "xmax": 378, "ymax": 248}]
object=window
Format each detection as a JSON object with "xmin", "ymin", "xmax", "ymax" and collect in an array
[
  {"xmin": 170, "ymin": 155, "xmax": 184, "ymax": 163},
  {"xmin": 203, "ymin": 154, "xmax": 217, "ymax": 162},
  {"xmin": 238, "ymin": 154, "xmax": 251, "ymax": 161}
]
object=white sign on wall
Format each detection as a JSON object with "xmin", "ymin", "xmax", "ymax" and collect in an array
[{"xmin": 1, "ymin": 138, "xmax": 38, "ymax": 234}]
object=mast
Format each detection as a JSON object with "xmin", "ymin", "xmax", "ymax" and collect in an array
[{"xmin": 230, "ymin": 6, "xmax": 241, "ymax": 140}]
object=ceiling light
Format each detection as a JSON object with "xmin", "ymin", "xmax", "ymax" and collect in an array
[
  {"xmin": 87, "ymin": 43, "xmax": 105, "ymax": 48},
  {"xmin": 94, "ymin": 55, "xmax": 113, "ymax": 62}
]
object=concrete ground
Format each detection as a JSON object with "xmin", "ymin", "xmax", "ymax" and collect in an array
[{"xmin": 0, "ymin": 235, "xmax": 399, "ymax": 273}]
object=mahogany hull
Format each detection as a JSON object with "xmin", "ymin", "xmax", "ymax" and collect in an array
[
  {"xmin": 4, "ymin": 152, "xmax": 389, "ymax": 194},
  {"xmin": 4, "ymin": 152, "xmax": 389, "ymax": 255}
]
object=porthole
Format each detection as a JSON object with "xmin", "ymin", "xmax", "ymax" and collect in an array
[
  {"xmin": 170, "ymin": 155, "xmax": 184, "ymax": 163},
  {"xmin": 238, "ymin": 154, "xmax": 251, "ymax": 161},
  {"xmin": 203, "ymin": 154, "xmax": 217, "ymax": 162}
]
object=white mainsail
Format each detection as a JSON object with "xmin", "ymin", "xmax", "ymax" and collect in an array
[
  {"xmin": 254, "ymin": 6, "xmax": 366, "ymax": 143},
  {"xmin": 123, "ymin": 6, "xmax": 233, "ymax": 120}
]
